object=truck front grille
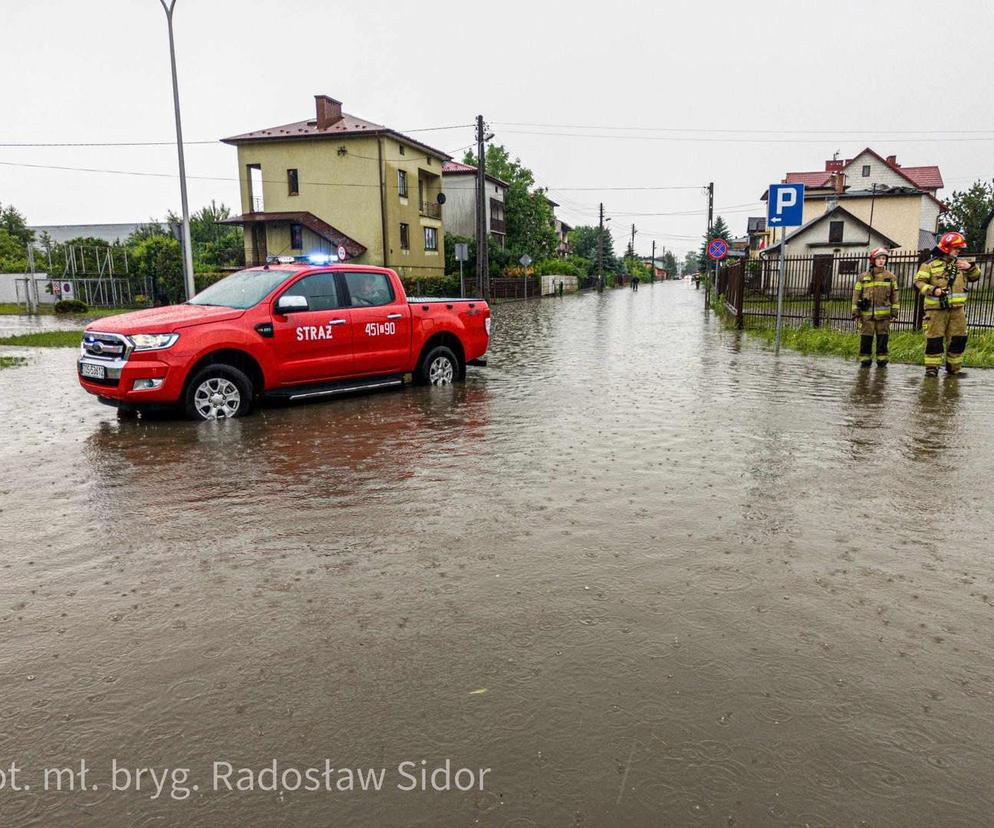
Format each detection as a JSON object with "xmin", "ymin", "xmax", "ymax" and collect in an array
[{"xmin": 81, "ymin": 332, "xmax": 131, "ymax": 360}]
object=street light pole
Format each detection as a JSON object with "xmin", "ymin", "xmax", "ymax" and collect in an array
[{"xmin": 159, "ymin": 0, "xmax": 196, "ymax": 301}]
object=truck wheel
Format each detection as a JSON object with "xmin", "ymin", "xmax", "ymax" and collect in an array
[
  {"xmin": 184, "ymin": 364, "xmax": 253, "ymax": 421},
  {"xmin": 415, "ymin": 345, "xmax": 462, "ymax": 386}
]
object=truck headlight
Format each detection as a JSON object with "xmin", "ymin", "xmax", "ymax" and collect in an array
[{"xmin": 129, "ymin": 333, "xmax": 179, "ymax": 351}]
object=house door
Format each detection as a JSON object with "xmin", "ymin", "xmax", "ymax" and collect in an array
[
  {"xmin": 811, "ymin": 255, "xmax": 833, "ymax": 296},
  {"xmin": 251, "ymin": 224, "xmax": 268, "ymax": 266}
]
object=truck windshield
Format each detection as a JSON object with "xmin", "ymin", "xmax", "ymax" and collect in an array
[{"xmin": 188, "ymin": 268, "xmax": 296, "ymax": 309}]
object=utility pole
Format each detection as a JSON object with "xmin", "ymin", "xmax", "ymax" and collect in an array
[
  {"xmin": 631, "ymin": 223, "xmax": 637, "ymax": 258},
  {"xmin": 706, "ymin": 181, "xmax": 714, "ymax": 302},
  {"xmin": 158, "ymin": 0, "xmax": 195, "ymax": 301},
  {"xmin": 651, "ymin": 239, "xmax": 656, "ymax": 281},
  {"xmin": 475, "ymin": 115, "xmax": 490, "ymax": 300},
  {"xmin": 597, "ymin": 202, "xmax": 605, "ymax": 292}
]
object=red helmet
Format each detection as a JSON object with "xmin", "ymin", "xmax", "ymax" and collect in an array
[
  {"xmin": 938, "ymin": 231, "xmax": 967, "ymax": 255},
  {"xmin": 868, "ymin": 247, "xmax": 890, "ymax": 262}
]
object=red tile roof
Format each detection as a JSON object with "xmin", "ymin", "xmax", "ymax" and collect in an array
[
  {"xmin": 221, "ymin": 114, "xmax": 449, "ymax": 160},
  {"xmin": 784, "ymin": 171, "xmax": 831, "ymax": 187},
  {"xmin": 898, "ymin": 165, "xmax": 943, "ymax": 190},
  {"xmin": 441, "ymin": 160, "xmax": 509, "ymax": 188}
]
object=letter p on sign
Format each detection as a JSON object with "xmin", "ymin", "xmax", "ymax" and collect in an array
[{"xmin": 767, "ymin": 183, "xmax": 805, "ymax": 227}]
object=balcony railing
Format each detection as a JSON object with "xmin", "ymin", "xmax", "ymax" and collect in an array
[
  {"xmin": 420, "ymin": 201, "xmax": 441, "ymax": 219},
  {"xmin": 490, "ymin": 217, "xmax": 506, "ymax": 234}
]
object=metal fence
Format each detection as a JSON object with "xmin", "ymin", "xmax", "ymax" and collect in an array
[
  {"xmin": 489, "ymin": 277, "xmax": 543, "ymax": 301},
  {"xmin": 717, "ymin": 250, "xmax": 994, "ymax": 330}
]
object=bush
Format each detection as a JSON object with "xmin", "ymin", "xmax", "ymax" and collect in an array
[
  {"xmin": 535, "ymin": 258, "xmax": 582, "ymax": 277},
  {"xmin": 502, "ymin": 265, "xmax": 536, "ymax": 278},
  {"xmin": 130, "ymin": 235, "xmax": 183, "ymax": 304},
  {"xmin": 399, "ymin": 273, "xmax": 462, "ymax": 298},
  {"xmin": 54, "ymin": 299, "xmax": 89, "ymax": 314}
]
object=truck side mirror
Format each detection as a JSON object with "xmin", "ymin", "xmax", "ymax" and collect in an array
[{"xmin": 276, "ymin": 294, "xmax": 309, "ymax": 314}]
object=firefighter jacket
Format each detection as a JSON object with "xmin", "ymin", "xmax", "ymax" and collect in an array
[
  {"xmin": 914, "ymin": 256, "xmax": 982, "ymax": 310},
  {"xmin": 851, "ymin": 268, "xmax": 899, "ymax": 319}
]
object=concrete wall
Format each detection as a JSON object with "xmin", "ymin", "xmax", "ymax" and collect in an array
[
  {"xmin": 236, "ymin": 135, "xmax": 445, "ymax": 277},
  {"xmin": 0, "ymin": 274, "xmax": 55, "ymax": 304},
  {"xmin": 540, "ymin": 274, "xmax": 579, "ymax": 295}
]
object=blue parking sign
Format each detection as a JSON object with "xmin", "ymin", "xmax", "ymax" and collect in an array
[{"xmin": 767, "ymin": 183, "xmax": 805, "ymax": 227}]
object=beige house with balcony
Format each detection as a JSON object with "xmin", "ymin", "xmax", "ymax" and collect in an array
[{"xmin": 221, "ymin": 94, "xmax": 449, "ymax": 278}]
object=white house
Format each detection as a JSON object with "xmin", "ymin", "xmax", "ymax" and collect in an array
[
  {"xmin": 764, "ymin": 148, "xmax": 945, "ymax": 253},
  {"xmin": 441, "ymin": 161, "xmax": 508, "ymax": 248}
]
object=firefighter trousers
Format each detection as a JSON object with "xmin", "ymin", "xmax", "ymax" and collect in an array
[
  {"xmin": 858, "ymin": 319, "xmax": 891, "ymax": 366},
  {"xmin": 923, "ymin": 308, "xmax": 968, "ymax": 374}
]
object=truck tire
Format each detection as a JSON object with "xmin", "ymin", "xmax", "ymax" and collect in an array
[
  {"xmin": 415, "ymin": 345, "xmax": 462, "ymax": 386},
  {"xmin": 184, "ymin": 364, "xmax": 254, "ymax": 421}
]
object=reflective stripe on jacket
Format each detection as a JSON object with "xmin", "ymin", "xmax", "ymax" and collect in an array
[
  {"xmin": 851, "ymin": 268, "xmax": 899, "ymax": 318},
  {"xmin": 914, "ymin": 257, "xmax": 982, "ymax": 308}
]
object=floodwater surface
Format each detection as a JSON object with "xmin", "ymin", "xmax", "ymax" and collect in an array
[{"xmin": 2, "ymin": 281, "xmax": 993, "ymax": 826}]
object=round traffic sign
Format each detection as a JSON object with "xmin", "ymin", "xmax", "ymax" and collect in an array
[
  {"xmin": 337, "ymin": 245, "xmax": 347, "ymax": 261},
  {"xmin": 707, "ymin": 238, "xmax": 729, "ymax": 261}
]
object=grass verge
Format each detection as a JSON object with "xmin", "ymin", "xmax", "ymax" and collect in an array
[
  {"xmin": 740, "ymin": 321, "xmax": 994, "ymax": 369},
  {"xmin": 0, "ymin": 303, "xmax": 135, "ymax": 318},
  {"xmin": 0, "ymin": 331, "xmax": 83, "ymax": 347},
  {"xmin": 0, "ymin": 355, "xmax": 28, "ymax": 370}
]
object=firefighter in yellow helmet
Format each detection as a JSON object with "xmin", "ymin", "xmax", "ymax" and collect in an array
[
  {"xmin": 851, "ymin": 247, "xmax": 899, "ymax": 367},
  {"xmin": 913, "ymin": 231, "xmax": 982, "ymax": 377}
]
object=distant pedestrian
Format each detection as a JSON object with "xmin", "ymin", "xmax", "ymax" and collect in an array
[
  {"xmin": 851, "ymin": 247, "xmax": 899, "ymax": 368},
  {"xmin": 914, "ymin": 231, "xmax": 982, "ymax": 377},
  {"xmin": 631, "ymin": 275, "xmax": 640, "ymax": 292}
]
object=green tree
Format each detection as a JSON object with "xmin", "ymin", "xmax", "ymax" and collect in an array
[
  {"xmin": 682, "ymin": 249, "xmax": 699, "ymax": 275},
  {"xmin": 131, "ymin": 235, "xmax": 184, "ymax": 304},
  {"xmin": 0, "ymin": 203, "xmax": 34, "ymax": 246},
  {"xmin": 127, "ymin": 221, "xmax": 168, "ymax": 245},
  {"xmin": 938, "ymin": 178, "xmax": 994, "ymax": 252},
  {"xmin": 166, "ymin": 201, "xmax": 244, "ymax": 270},
  {"xmin": 569, "ymin": 225, "xmax": 618, "ymax": 273},
  {"xmin": 464, "ymin": 145, "xmax": 558, "ymax": 264}
]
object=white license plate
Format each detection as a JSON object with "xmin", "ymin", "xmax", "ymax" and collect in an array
[{"xmin": 80, "ymin": 363, "xmax": 106, "ymax": 379}]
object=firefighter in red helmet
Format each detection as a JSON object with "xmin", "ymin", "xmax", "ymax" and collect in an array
[
  {"xmin": 913, "ymin": 231, "xmax": 982, "ymax": 376},
  {"xmin": 851, "ymin": 247, "xmax": 899, "ymax": 367}
]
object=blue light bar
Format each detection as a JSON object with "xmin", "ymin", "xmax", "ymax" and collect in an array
[{"xmin": 307, "ymin": 253, "xmax": 337, "ymax": 265}]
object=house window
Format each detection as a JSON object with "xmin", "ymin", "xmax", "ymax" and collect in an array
[
  {"xmin": 399, "ymin": 144, "xmax": 405, "ymax": 156},
  {"xmin": 398, "ymin": 170, "xmax": 408, "ymax": 198},
  {"xmin": 828, "ymin": 221, "xmax": 844, "ymax": 243},
  {"xmin": 424, "ymin": 226, "xmax": 438, "ymax": 251},
  {"xmin": 400, "ymin": 223, "xmax": 410, "ymax": 250},
  {"xmin": 839, "ymin": 260, "xmax": 859, "ymax": 275},
  {"xmin": 861, "ymin": 165, "xmax": 870, "ymax": 177},
  {"xmin": 287, "ymin": 168, "xmax": 299, "ymax": 196},
  {"xmin": 289, "ymin": 223, "xmax": 303, "ymax": 250}
]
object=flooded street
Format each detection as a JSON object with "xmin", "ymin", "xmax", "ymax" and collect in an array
[{"xmin": 3, "ymin": 281, "xmax": 994, "ymax": 826}]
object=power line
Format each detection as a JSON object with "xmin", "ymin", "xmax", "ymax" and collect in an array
[
  {"xmin": 498, "ymin": 128, "xmax": 994, "ymax": 145},
  {"xmin": 492, "ymin": 120, "xmax": 994, "ymax": 136}
]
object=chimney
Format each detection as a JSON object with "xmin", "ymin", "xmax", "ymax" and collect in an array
[
  {"xmin": 833, "ymin": 171, "xmax": 846, "ymax": 194},
  {"xmin": 315, "ymin": 95, "xmax": 343, "ymax": 129},
  {"xmin": 885, "ymin": 154, "xmax": 897, "ymax": 165}
]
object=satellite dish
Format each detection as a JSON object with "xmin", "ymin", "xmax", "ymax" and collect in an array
[{"xmin": 436, "ymin": 192, "xmax": 447, "ymax": 205}]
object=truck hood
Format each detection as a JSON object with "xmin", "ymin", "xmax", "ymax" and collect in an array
[{"xmin": 86, "ymin": 304, "xmax": 245, "ymax": 334}]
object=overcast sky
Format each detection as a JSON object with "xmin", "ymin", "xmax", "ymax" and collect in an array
[{"xmin": 3, "ymin": 0, "xmax": 992, "ymax": 257}]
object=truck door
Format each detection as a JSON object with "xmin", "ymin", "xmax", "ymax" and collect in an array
[
  {"xmin": 270, "ymin": 271, "xmax": 353, "ymax": 385},
  {"xmin": 343, "ymin": 271, "xmax": 411, "ymax": 374}
]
